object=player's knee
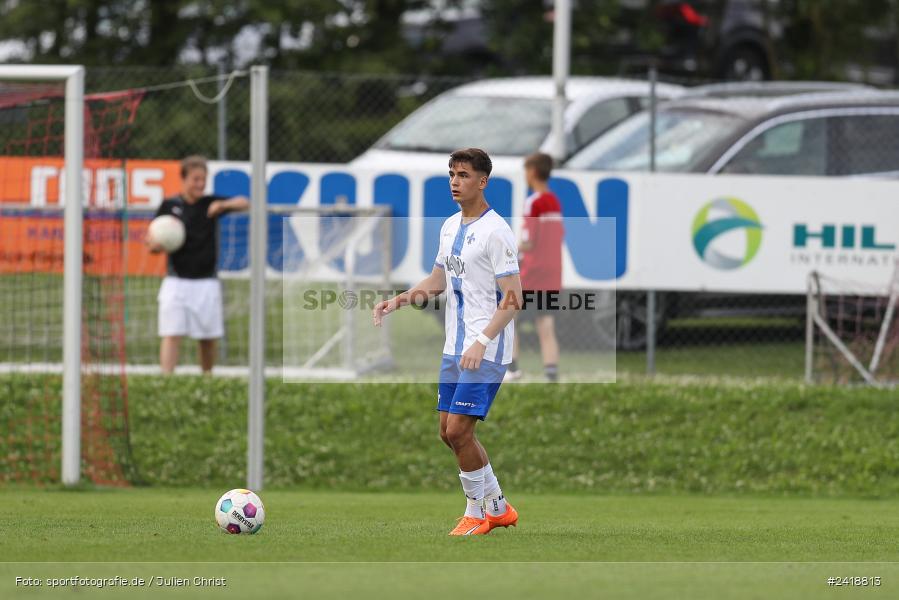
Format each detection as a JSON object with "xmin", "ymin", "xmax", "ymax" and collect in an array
[
  {"xmin": 444, "ymin": 425, "xmax": 472, "ymax": 449},
  {"xmin": 536, "ymin": 315, "xmax": 554, "ymax": 333}
]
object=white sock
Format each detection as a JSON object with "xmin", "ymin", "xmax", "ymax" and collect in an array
[
  {"xmin": 484, "ymin": 462, "xmax": 499, "ymax": 496},
  {"xmin": 459, "ymin": 466, "xmax": 486, "ymax": 519},
  {"xmin": 483, "ymin": 463, "xmax": 507, "ymax": 517}
]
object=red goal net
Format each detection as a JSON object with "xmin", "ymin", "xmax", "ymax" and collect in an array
[{"xmin": 0, "ymin": 83, "xmax": 144, "ymax": 485}]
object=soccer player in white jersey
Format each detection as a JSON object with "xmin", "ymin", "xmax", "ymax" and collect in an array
[{"xmin": 373, "ymin": 148, "xmax": 522, "ymax": 536}]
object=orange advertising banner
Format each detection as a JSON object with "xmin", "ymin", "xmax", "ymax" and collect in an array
[
  {"xmin": 0, "ymin": 210, "xmax": 167, "ymax": 276},
  {"xmin": 0, "ymin": 156, "xmax": 181, "ymax": 275},
  {"xmin": 0, "ymin": 156, "xmax": 182, "ymax": 206}
]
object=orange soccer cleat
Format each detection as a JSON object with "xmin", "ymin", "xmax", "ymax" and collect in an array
[
  {"xmin": 486, "ymin": 503, "xmax": 518, "ymax": 531},
  {"xmin": 448, "ymin": 515, "xmax": 491, "ymax": 536}
]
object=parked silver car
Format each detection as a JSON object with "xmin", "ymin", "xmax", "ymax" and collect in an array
[
  {"xmin": 566, "ymin": 87, "xmax": 899, "ymax": 349},
  {"xmin": 568, "ymin": 88, "xmax": 899, "ymax": 177},
  {"xmin": 352, "ymin": 76, "xmax": 684, "ymax": 172}
]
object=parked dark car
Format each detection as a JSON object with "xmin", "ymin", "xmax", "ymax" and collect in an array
[
  {"xmin": 400, "ymin": 0, "xmax": 782, "ymax": 80},
  {"xmin": 618, "ymin": 0, "xmax": 784, "ymax": 81},
  {"xmin": 404, "ymin": 1, "xmax": 899, "ymax": 83},
  {"xmin": 404, "ymin": 0, "xmax": 784, "ymax": 81}
]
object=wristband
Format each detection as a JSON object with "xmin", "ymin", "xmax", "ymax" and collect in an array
[{"xmin": 476, "ymin": 332, "xmax": 492, "ymax": 346}]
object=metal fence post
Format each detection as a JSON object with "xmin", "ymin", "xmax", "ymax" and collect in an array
[
  {"xmin": 550, "ymin": 0, "xmax": 571, "ymax": 162},
  {"xmin": 247, "ymin": 65, "xmax": 268, "ymax": 491},
  {"xmin": 646, "ymin": 65, "xmax": 658, "ymax": 376},
  {"xmin": 805, "ymin": 273, "xmax": 816, "ymax": 384},
  {"xmin": 218, "ymin": 61, "xmax": 230, "ymax": 365}
]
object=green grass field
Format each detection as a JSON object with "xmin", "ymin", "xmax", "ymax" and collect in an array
[
  {"xmin": 5, "ymin": 488, "xmax": 899, "ymax": 599},
  {"xmin": 7, "ymin": 375, "xmax": 899, "ymax": 494},
  {"xmin": 5, "ymin": 376, "xmax": 899, "ymax": 599},
  {"xmin": 1, "ymin": 266, "xmax": 893, "ymax": 600}
]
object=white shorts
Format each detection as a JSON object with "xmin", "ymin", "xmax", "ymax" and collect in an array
[{"xmin": 157, "ymin": 276, "xmax": 224, "ymax": 340}]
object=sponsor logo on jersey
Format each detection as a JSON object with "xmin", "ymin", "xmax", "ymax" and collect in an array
[{"xmin": 445, "ymin": 255, "xmax": 465, "ymax": 277}]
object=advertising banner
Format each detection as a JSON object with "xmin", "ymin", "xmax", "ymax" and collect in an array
[{"xmin": 1, "ymin": 156, "xmax": 896, "ymax": 293}]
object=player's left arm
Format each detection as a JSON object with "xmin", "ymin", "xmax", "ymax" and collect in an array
[
  {"xmin": 460, "ymin": 273, "xmax": 522, "ymax": 370},
  {"xmin": 207, "ymin": 195, "xmax": 250, "ymax": 218}
]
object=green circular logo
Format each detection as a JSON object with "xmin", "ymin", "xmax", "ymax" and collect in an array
[{"xmin": 692, "ymin": 198, "xmax": 763, "ymax": 270}]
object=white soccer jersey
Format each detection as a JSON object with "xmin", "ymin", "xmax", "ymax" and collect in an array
[{"xmin": 434, "ymin": 207, "xmax": 519, "ymax": 364}]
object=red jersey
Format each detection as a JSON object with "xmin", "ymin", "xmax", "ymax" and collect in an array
[{"xmin": 519, "ymin": 190, "xmax": 564, "ymax": 291}]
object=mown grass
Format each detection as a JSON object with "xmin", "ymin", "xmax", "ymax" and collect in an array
[
  {"xmin": 7, "ymin": 488, "xmax": 899, "ymax": 563},
  {"xmin": 130, "ymin": 377, "xmax": 899, "ymax": 494},
  {"xmin": 4, "ymin": 489, "xmax": 899, "ymax": 600},
  {"xmin": 4, "ymin": 374, "xmax": 898, "ymax": 496}
]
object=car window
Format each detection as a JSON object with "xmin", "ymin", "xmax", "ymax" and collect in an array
[
  {"xmin": 834, "ymin": 114, "xmax": 899, "ymax": 175},
  {"xmin": 720, "ymin": 118, "xmax": 827, "ymax": 176},
  {"xmin": 572, "ymin": 99, "xmax": 632, "ymax": 150},
  {"xmin": 377, "ymin": 95, "xmax": 552, "ymax": 156},
  {"xmin": 566, "ymin": 109, "xmax": 746, "ymax": 172}
]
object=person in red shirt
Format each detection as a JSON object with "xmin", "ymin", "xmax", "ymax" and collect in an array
[{"xmin": 507, "ymin": 152, "xmax": 564, "ymax": 382}]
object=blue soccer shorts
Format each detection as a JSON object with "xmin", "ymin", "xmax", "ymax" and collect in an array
[{"xmin": 437, "ymin": 354, "xmax": 508, "ymax": 420}]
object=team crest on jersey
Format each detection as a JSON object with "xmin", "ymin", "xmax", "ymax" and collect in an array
[{"xmin": 445, "ymin": 255, "xmax": 465, "ymax": 277}]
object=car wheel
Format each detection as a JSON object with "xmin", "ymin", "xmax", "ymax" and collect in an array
[
  {"xmin": 720, "ymin": 44, "xmax": 770, "ymax": 81},
  {"xmin": 615, "ymin": 291, "xmax": 669, "ymax": 351},
  {"xmin": 557, "ymin": 290, "xmax": 669, "ymax": 351}
]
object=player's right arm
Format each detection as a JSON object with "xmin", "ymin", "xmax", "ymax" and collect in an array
[{"xmin": 372, "ymin": 265, "xmax": 446, "ymax": 327}]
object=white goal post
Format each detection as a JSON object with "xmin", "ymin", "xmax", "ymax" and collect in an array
[
  {"xmin": 0, "ymin": 65, "xmax": 85, "ymax": 486},
  {"xmin": 806, "ymin": 261, "xmax": 899, "ymax": 386},
  {"xmin": 0, "ymin": 65, "xmax": 271, "ymax": 490}
]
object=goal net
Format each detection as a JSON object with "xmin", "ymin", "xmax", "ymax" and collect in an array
[
  {"xmin": 0, "ymin": 77, "xmax": 143, "ymax": 485},
  {"xmin": 806, "ymin": 262, "xmax": 899, "ymax": 386},
  {"xmin": 279, "ymin": 206, "xmax": 394, "ymax": 380}
]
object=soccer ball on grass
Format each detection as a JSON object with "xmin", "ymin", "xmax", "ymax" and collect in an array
[{"xmin": 215, "ymin": 489, "xmax": 265, "ymax": 534}]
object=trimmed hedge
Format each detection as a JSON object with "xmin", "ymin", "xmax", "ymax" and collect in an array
[{"xmin": 123, "ymin": 376, "xmax": 899, "ymax": 496}]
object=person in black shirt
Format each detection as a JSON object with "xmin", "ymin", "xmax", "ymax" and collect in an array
[{"xmin": 146, "ymin": 155, "xmax": 249, "ymax": 374}]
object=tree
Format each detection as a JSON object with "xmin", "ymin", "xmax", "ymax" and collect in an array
[
  {"xmin": 0, "ymin": 0, "xmax": 442, "ymax": 74},
  {"xmin": 774, "ymin": 0, "xmax": 895, "ymax": 81},
  {"xmin": 0, "ymin": 0, "xmax": 205, "ymax": 66}
]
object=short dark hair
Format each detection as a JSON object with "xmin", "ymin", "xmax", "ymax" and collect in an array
[
  {"xmin": 449, "ymin": 148, "xmax": 492, "ymax": 176},
  {"xmin": 180, "ymin": 155, "xmax": 208, "ymax": 179},
  {"xmin": 524, "ymin": 152, "xmax": 553, "ymax": 181}
]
